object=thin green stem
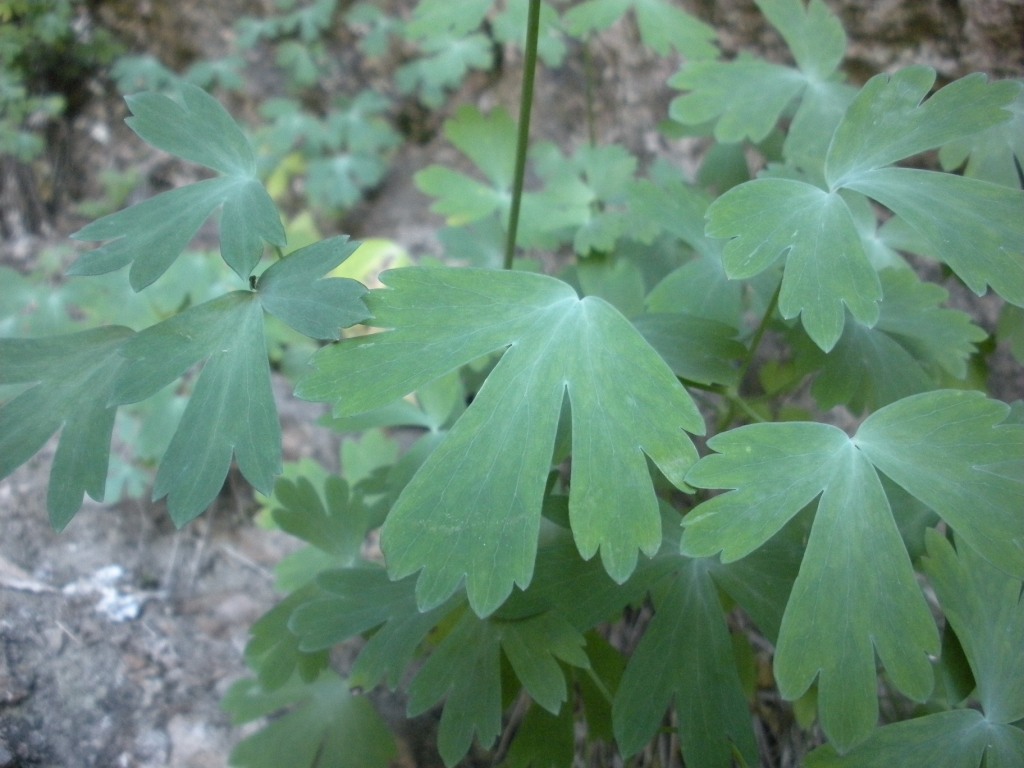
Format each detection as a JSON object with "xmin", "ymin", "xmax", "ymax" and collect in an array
[
  {"xmin": 503, "ymin": 0, "xmax": 542, "ymax": 271},
  {"xmin": 735, "ymin": 277, "xmax": 782, "ymax": 388}
]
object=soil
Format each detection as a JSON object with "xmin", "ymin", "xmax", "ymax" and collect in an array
[{"xmin": 1, "ymin": 2, "xmax": 1022, "ymax": 766}]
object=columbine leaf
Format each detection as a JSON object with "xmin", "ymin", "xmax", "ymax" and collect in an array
[
  {"xmin": 0, "ymin": 326, "xmax": 133, "ymax": 529},
  {"xmin": 70, "ymin": 84, "xmax": 285, "ymax": 289},
  {"xmin": 854, "ymin": 390, "xmax": 1024, "ymax": 579},
  {"xmin": 800, "ymin": 269, "xmax": 986, "ymax": 411},
  {"xmin": 805, "ymin": 710, "xmax": 1024, "ymax": 768},
  {"xmin": 756, "ymin": 0, "xmax": 845, "ymax": 79},
  {"xmin": 707, "ymin": 178, "xmax": 880, "ymax": 350},
  {"xmin": 613, "ymin": 558, "xmax": 759, "ymax": 767},
  {"xmin": 224, "ymin": 671, "xmax": 396, "ymax": 768},
  {"xmin": 681, "ymin": 424, "xmax": 938, "ymax": 748},
  {"xmin": 111, "ymin": 293, "xmax": 280, "ymax": 526},
  {"xmin": 290, "ymin": 567, "xmax": 453, "ymax": 690},
  {"xmin": 923, "ymin": 531, "xmax": 1024, "ymax": 722},
  {"xmin": 414, "ymin": 106, "xmax": 517, "ymax": 225},
  {"xmin": 502, "ymin": 700, "xmax": 575, "ymax": 768},
  {"xmin": 939, "ymin": 85, "xmax": 1024, "ymax": 188},
  {"xmin": 297, "ymin": 268, "xmax": 704, "ymax": 616},
  {"xmin": 271, "ymin": 476, "xmax": 366, "ymax": 562},
  {"xmin": 407, "ymin": 608, "xmax": 588, "ymax": 767},
  {"xmin": 825, "ymin": 69, "xmax": 1021, "ymax": 187},
  {"xmin": 256, "ymin": 236, "xmax": 368, "ymax": 339},
  {"xmin": 840, "ymin": 168, "xmax": 1024, "ymax": 305},
  {"xmin": 563, "ymin": 0, "xmax": 718, "ymax": 59}
]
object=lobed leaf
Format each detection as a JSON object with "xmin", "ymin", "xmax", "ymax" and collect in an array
[
  {"xmin": 0, "ymin": 326, "xmax": 133, "ymax": 529},
  {"xmin": 613, "ymin": 559, "xmax": 759, "ymax": 767},
  {"xmin": 297, "ymin": 268, "xmax": 703, "ymax": 616},
  {"xmin": 923, "ymin": 531, "xmax": 1024, "ymax": 723},
  {"xmin": 563, "ymin": 0, "xmax": 717, "ymax": 58},
  {"xmin": 224, "ymin": 671, "xmax": 396, "ymax": 768},
  {"xmin": 70, "ymin": 84, "xmax": 285, "ymax": 289}
]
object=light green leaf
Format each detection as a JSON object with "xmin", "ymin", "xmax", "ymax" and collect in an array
[
  {"xmin": 112, "ymin": 293, "xmax": 280, "ymax": 525},
  {"xmin": 224, "ymin": 671, "xmax": 396, "ymax": 768},
  {"xmin": 404, "ymin": 0, "xmax": 491, "ymax": 39},
  {"xmin": 854, "ymin": 390, "xmax": 1024, "ymax": 579},
  {"xmin": 0, "ymin": 326, "xmax": 133, "ymax": 529},
  {"xmin": 842, "ymin": 168, "xmax": 1024, "ymax": 305},
  {"xmin": 297, "ymin": 268, "xmax": 703, "ymax": 616},
  {"xmin": 670, "ymin": 55, "xmax": 805, "ymax": 144},
  {"xmin": 755, "ymin": 0, "xmax": 845, "ymax": 79},
  {"xmin": 825, "ymin": 69, "xmax": 1021, "ymax": 188},
  {"xmin": 613, "ymin": 559, "xmax": 759, "ymax": 767},
  {"xmin": 805, "ymin": 709, "xmax": 1024, "ymax": 768},
  {"xmin": 244, "ymin": 585, "xmax": 329, "ymax": 691},
  {"xmin": 939, "ymin": 84, "xmax": 1024, "ymax": 188},
  {"xmin": 257, "ymin": 237, "xmax": 368, "ymax": 339},
  {"xmin": 408, "ymin": 608, "xmax": 588, "ymax": 766},
  {"xmin": 645, "ymin": 255, "xmax": 744, "ymax": 330},
  {"xmin": 633, "ymin": 313, "xmax": 744, "ymax": 387},
  {"xmin": 923, "ymin": 531, "xmax": 1024, "ymax": 722},
  {"xmin": 70, "ymin": 84, "xmax": 285, "ymax": 288},
  {"xmin": 563, "ymin": 0, "xmax": 717, "ymax": 58},
  {"xmin": 271, "ymin": 476, "xmax": 366, "ymax": 562},
  {"xmin": 707, "ymin": 178, "xmax": 880, "ymax": 350}
]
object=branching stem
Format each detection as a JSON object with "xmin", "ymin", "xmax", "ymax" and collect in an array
[{"xmin": 503, "ymin": 0, "xmax": 542, "ymax": 271}]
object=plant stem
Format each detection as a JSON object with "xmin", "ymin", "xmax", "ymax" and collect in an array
[
  {"xmin": 503, "ymin": 0, "xmax": 542, "ymax": 271},
  {"xmin": 735, "ymin": 276, "xmax": 782, "ymax": 388}
]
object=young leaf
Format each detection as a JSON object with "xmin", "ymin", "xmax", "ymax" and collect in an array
[
  {"xmin": 613, "ymin": 558, "xmax": 759, "ymax": 767},
  {"xmin": 256, "ymin": 237, "xmax": 368, "ymax": 339},
  {"xmin": 271, "ymin": 476, "xmax": 366, "ymax": 562},
  {"xmin": 111, "ymin": 293, "xmax": 280, "ymax": 526},
  {"xmin": 224, "ymin": 671, "xmax": 396, "ymax": 768},
  {"xmin": 0, "ymin": 326, "xmax": 133, "ymax": 529},
  {"xmin": 70, "ymin": 84, "xmax": 285, "ymax": 289},
  {"xmin": 563, "ymin": 0, "xmax": 718, "ymax": 59},
  {"xmin": 297, "ymin": 268, "xmax": 704, "ymax": 616}
]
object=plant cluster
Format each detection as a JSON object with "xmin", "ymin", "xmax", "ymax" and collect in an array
[{"xmin": 2, "ymin": 1, "xmax": 1024, "ymax": 767}]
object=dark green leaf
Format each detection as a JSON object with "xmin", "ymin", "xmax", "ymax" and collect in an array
[
  {"xmin": 0, "ymin": 326, "xmax": 133, "ymax": 529},
  {"xmin": 224, "ymin": 671, "xmax": 396, "ymax": 768},
  {"xmin": 297, "ymin": 268, "xmax": 704, "ymax": 616},
  {"xmin": 257, "ymin": 237, "xmax": 368, "ymax": 339}
]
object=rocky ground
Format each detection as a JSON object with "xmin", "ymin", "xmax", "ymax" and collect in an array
[{"xmin": 1, "ymin": 1, "xmax": 1021, "ymax": 766}]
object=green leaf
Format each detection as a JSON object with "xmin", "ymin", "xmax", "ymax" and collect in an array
[
  {"xmin": 755, "ymin": 0, "xmax": 846, "ymax": 80},
  {"xmin": 613, "ymin": 558, "xmax": 759, "ymax": 767},
  {"xmin": 224, "ymin": 671, "xmax": 396, "ymax": 768},
  {"xmin": 825, "ymin": 69, "xmax": 1021, "ymax": 188},
  {"xmin": 70, "ymin": 84, "xmax": 285, "ymax": 289},
  {"xmin": 681, "ymin": 422, "xmax": 942, "ymax": 748},
  {"xmin": 633, "ymin": 313, "xmax": 744, "ymax": 387},
  {"xmin": 706, "ymin": 178, "xmax": 880, "ymax": 350},
  {"xmin": 289, "ymin": 567, "xmax": 452, "ymax": 690},
  {"xmin": 841, "ymin": 168, "xmax": 1024, "ymax": 305},
  {"xmin": 563, "ymin": 0, "xmax": 718, "ymax": 59},
  {"xmin": 805, "ymin": 709, "xmax": 1024, "ymax": 768},
  {"xmin": 297, "ymin": 268, "xmax": 704, "ymax": 616},
  {"xmin": 257, "ymin": 237, "xmax": 368, "ymax": 339},
  {"xmin": 923, "ymin": 531, "xmax": 1024, "ymax": 722},
  {"xmin": 801, "ymin": 269, "xmax": 986, "ymax": 411},
  {"xmin": 111, "ymin": 293, "xmax": 280, "ymax": 525},
  {"xmin": 244, "ymin": 584, "xmax": 329, "ymax": 691},
  {"xmin": 271, "ymin": 476, "xmax": 366, "ymax": 562},
  {"xmin": 939, "ymin": 84, "xmax": 1024, "ymax": 188},
  {"xmin": 407, "ymin": 608, "xmax": 588, "ymax": 766},
  {"xmin": 501, "ymin": 700, "xmax": 575, "ymax": 768},
  {"xmin": 0, "ymin": 326, "xmax": 133, "ymax": 529},
  {"xmin": 854, "ymin": 390, "xmax": 1024, "ymax": 579}
]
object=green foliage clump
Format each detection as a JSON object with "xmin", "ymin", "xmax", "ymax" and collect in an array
[{"xmin": 2, "ymin": 1, "xmax": 1023, "ymax": 766}]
